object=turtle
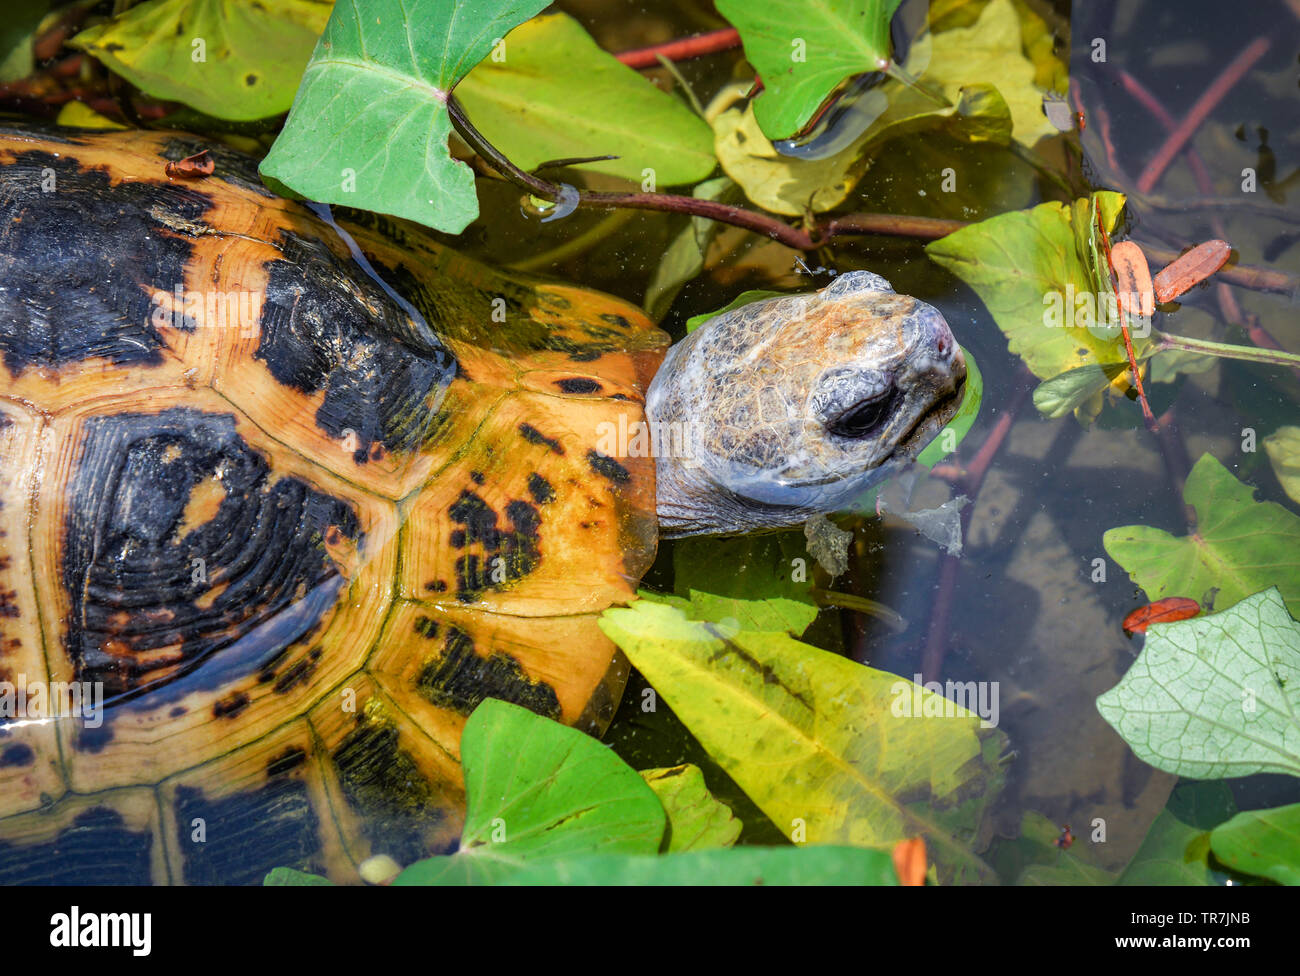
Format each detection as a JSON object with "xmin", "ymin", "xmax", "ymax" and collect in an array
[{"xmin": 0, "ymin": 125, "xmax": 965, "ymax": 884}]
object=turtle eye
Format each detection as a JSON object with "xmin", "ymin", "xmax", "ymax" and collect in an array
[{"xmin": 826, "ymin": 390, "xmax": 898, "ymax": 439}]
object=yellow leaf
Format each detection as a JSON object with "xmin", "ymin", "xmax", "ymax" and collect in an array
[{"xmin": 600, "ymin": 598, "xmax": 1006, "ymax": 882}]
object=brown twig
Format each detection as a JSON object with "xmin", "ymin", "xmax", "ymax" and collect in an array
[
  {"xmin": 615, "ymin": 27, "xmax": 742, "ymax": 69},
  {"xmin": 447, "ymin": 93, "xmax": 964, "ymax": 248},
  {"xmin": 1135, "ymin": 37, "xmax": 1270, "ymax": 193}
]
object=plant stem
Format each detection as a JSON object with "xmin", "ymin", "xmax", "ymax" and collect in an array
[
  {"xmin": 447, "ymin": 93, "xmax": 967, "ymax": 249},
  {"xmin": 811, "ymin": 588, "xmax": 907, "ymax": 632},
  {"xmin": 1156, "ymin": 331, "xmax": 1300, "ymax": 369},
  {"xmin": 1136, "ymin": 37, "xmax": 1270, "ymax": 194},
  {"xmin": 614, "ymin": 28, "xmax": 741, "ymax": 69}
]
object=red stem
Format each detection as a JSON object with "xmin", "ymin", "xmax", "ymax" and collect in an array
[
  {"xmin": 1135, "ymin": 37, "xmax": 1270, "ymax": 193},
  {"xmin": 615, "ymin": 28, "xmax": 741, "ymax": 69}
]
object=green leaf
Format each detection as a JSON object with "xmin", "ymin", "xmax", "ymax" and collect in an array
[
  {"xmin": 1104, "ymin": 454, "xmax": 1300, "ymax": 618},
  {"xmin": 640, "ymin": 765, "xmax": 743, "ymax": 851},
  {"xmin": 672, "ymin": 530, "xmax": 821, "ymax": 636},
  {"xmin": 0, "ymin": 0, "xmax": 48, "ymax": 83},
  {"xmin": 499, "ymin": 844, "xmax": 899, "ymax": 885},
  {"xmin": 919, "ymin": 0, "xmax": 1058, "ymax": 149},
  {"xmin": 260, "ymin": 0, "xmax": 550, "ymax": 234},
  {"xmin": 709, "ymin": 69, "xmax": 1011, "ymax": 217},
  {"xmin": 1264, "ymin": 426, "xmax": 1300, "ymax": 507},
  {"xmin": 1097, "ymin": 588, "xmax": 1300, "ymax": 779},
  {"xmin": 1210, "ymin": 803, "xmax": 1300, "ymax": 885},
  {"xmin": 993, "ymin": 812, "xmax": 1117, "ymax": 886},
  {"xmin": 1117, "ymin": 810, "xmax": 1220, "ymax": 886},
  {"xmin": 1033, "ymin": 361, "xmax": 1140, "ymax": 419},
  {"xmin": 455, "ymin": 13, "xmax": 716, "ymax": 187},
  {"xmin": 927, "ymin": 191, "xmax": 1137, "ymax": 390},
  {"xmin": 263, "ymin": 866, "xmax": 335, "ymax": 886},
  {"xmin": 71, "ymin": 0, "xmax": 332, "ymax": 121},
  {"xmin": 392, "ymin": 699, "xmax": 665, "ymax": 885},
  {"xmin": 1165, "ymin": 779, "xmax": 1239, "ymax": 831},
  {"xmin": 716, "ymin": 0, "xmax": 903, "ymax": 141},
  {"xmin": 599, "ymin": 595, "xmax": 1007, "ymax": 882}
]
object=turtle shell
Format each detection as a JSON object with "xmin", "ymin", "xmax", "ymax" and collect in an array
[{"xmin": 0, "ymin": 126, "xmax": 667, "ymax": 884}]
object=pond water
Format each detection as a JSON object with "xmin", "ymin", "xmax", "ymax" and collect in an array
[{"xmin": 466, "ymin": 0, "xmax": 1300, "ymax": 875}]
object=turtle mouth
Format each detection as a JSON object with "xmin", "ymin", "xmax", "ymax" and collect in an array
[{"xmin": 890, "ymin": 373, "xmax": 967, "ymax": 463}]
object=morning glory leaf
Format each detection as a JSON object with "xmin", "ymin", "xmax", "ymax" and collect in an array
[
  {"xmin": 260, "ymin": 0, "xmax": 551, "ymax": 234},
  {"xmin": 1097, "ymin": 588, "xmax": 1300, "ymax": 779}
]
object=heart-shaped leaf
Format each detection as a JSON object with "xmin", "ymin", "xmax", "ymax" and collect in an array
[
  {"xmin": 455, "ymin": 12, "xmax": 715, "ymax": 187},
  {"xmin": 260, "ymin": 0, "xmax": 551, "ymax": 233},
  {"xmin": 717, "ymin": 0, "xmax": 903, "ymax": 141},
  {"xmin": 1104, "ymin": 454, "xmax": 1300, "ymax": 618},
  {"xmin": 392, "ymin": 698, "xmax": 665, "ymax": 885},
  {"xmin": 927, "ymin": 192, "xmax": 1135, "ymax": 393},
  {"xmin": 1097, "ymin": 587, "xmax": 1300, "ymax": 779}
]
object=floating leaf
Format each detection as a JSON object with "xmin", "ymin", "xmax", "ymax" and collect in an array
[
  {"xmin": 672, "ymin": 531, "xmax": 819, "ymax": 636},
  {"xmin": 1121, "ymin": 597, "xmax": 1202, "ymax": 636},
  {"xmin": 1264, "ymin": 426, "xmax": 1300, "ymax": 507},
  {"xmin": 922, "ymin": 0, "xmax": 1058, "ymax": 148},
  {"xmin": 1104, "ymin": 454, "xmax": 1300, "ymax": 618},
  {"xmin": 710, "ymin": 70, "xmax": 1010, "ymax": 216},
  {"xmin": 500, "ymin": 845, "xmax": 898, "ymax": 885},
  {"xmin": 716, "ymin": 0, "xmax": 903, "ymax": 140},
  {"xmin": 640, "ymin": 765, "xmax": 743, "ymax": 851},
  {"xmin": 1210, "ymin": 803, "xmax": 1300, "ymax": 885},
  {"xmin": 599, "ymin": 594, "xmax": 1006, "ymax": 882},
  {"xmin": 1097, "ymin": 588, "xmax": 1300, "ymax": 779},
  {"xmin": 71, "ymin": 0, "xmax": 332, "ymax": 120},
  {"xmin": 456, "ymin": 13, "xmax": 716, "ymax": 187},
  {"xmin": 928, "ymin": 192, "xmax": 1134, "ymax": 393},
  {"xmin": 261, "ymin": 0, "xmax": 550, "ymax": 234},
  {"xmin": 1165, "ymin": 779, "xmax": 1239, "ymax": 831},
  {"xmin": 392, "ymin": 699, "xmax": 664, "ymax": 885}
]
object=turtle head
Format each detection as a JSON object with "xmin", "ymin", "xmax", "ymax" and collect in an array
[{"xmin": 646, "ymin": 271, "xmax": 966, "ymax": 537}]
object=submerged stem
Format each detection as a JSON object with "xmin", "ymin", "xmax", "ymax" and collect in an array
[{"xmin": 1156, "ymin": 331, "xmax": 1300, "ymax": 369}]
